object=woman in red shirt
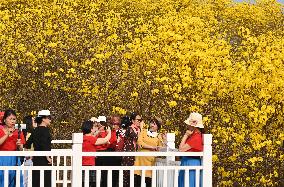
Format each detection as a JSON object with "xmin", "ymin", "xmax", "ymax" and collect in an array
[
  {"xmin": 82, "ymin": 120, "xmax": 111, "ymax": 187},
  {"xmin": 0, "ymin": 109, "xmax": 25, "ymax": 187},
  {"xmin": 178, "ymin": 112, "xmax": 204, "ymax": 187}
]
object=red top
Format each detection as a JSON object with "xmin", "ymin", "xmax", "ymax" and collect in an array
[
  {"xmin": 0, "ymin": 129, "xmax": 26, "ymax": 151},
  {"xmin": 185, "ymin": 131, "xmax": 203, "ymax": 152},
  {"xmin": 82, "ymin": 135, "xmax": 98, "ymax": 166},
  {"xmin": 95, "ymin": 130, "xmax": 116, "ymax": 150},
  {"xmin": 95, "ymin": 131, "xmax": 108, "ymax": 151},
  {"xmin": 107, "ymin": 130, "xmax": 117, "ymax": 150}
]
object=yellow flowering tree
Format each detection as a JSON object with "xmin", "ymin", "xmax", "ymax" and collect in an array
[{"xmin": 0, "ymin": 0, "xmax": 283, "ymax": 185}]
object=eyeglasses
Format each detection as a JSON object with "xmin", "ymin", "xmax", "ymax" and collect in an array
[
  {"xmin": 136, "ymin": 119, "xmax": 143, "ymax": 122},
  {"xmin": 46, "ymin": 116, "xmax": 52, "ymax": 120}
]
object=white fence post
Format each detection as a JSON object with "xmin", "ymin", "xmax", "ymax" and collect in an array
[
  {"xmin": 165, "ymin": 133, "xmax": 176, "ymax": 187},
  {"xmin": 203, "ymin": 134, "xmax": 212, "ymax": 187},
  {"xmin": 166, "ymin": 133, "xmax": 175, "ymax": 162},
  {"xmin": 72, "ymin": 133, "xmax": 83, "ymax": 187}
]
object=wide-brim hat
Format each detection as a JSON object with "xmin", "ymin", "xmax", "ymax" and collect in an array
[
  {"xmin": 37, "ymin": 110, "xmax": 51, "ymax": 117},
  {"xmin": 184, "ymin": 112, "xmax": 204, "ymax": 128}
]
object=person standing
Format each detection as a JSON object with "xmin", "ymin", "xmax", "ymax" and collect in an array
[
  {"xmin": 25, "ymin": 110, "xmax": 52, "ymax": 187},
  {"xmin": 121, "ymin": 112, "xmax": 142, "ymax": 187},
  {"xmin": 93, "ymin": 116, "xmax": 112, "ymax": 187},
  {"xmin": 0, "ymin": 109, "xmax": 25, "ymax": 187},
  {"xmin": 82, "ymin": 120, "xmax": 112, "ymax": 187},
  {"xmin": 22, "ymin": 115, "xmax": 37, "ymax": 141},
  {"xmin": 178, "ymin": 112, "xmax": 204, "ymax": 187},
  {"xmin": 134, "ymin": 116, "xmax": 166, "ymax": 187},
  {"xmin": 106, "ymin": 114, "xmax": 121, "ymax": 187},
  {"xmin": 22, "ymin": 115, "xmax": 37, "ymax": 187}
]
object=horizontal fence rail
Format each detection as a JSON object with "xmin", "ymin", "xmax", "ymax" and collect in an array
[
  {"xmin": 0, "ymin": 151, "xmax": 203, "ymax": 156},
  {"xmin": 0, "ymin": 133, "xmax": 212, "ymax": 187}
]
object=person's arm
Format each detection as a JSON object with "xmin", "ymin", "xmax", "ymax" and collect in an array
[
  {"xmin": 16, "ymin": 131, "xmax": 26, "ymax": 151},
  {"xmin": 25, "ymin": 131, "xmax": 34, "ymax": 149},
  {"xmin": 16, "ymin": 139, "xmax": 24, "ymax": 151},
  {"xmin": 0, "ymin": 129, "xmax": 10, "ymax": 145},
  {"xmin": 140, "ymin": 121, "xmax": 145, "ymax": 131},
  {"xmin": 156, "ymin": 133, "xmax": 167, "ymax": 150},
  {"xmin": 95, "ymin": 128, "xmax": 111, "ymax": 145},
  {"xmin": 179, "ymin": 130, "xmax": 193, "ymax": 152},
  {"xmin": 137, "ymin": 131, "xmax": 157, "ymax": 151}
]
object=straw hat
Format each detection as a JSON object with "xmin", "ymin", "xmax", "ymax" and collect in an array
[{"xmin": 184, "ymin": 112, "xmax": 204, "ymax": 128}]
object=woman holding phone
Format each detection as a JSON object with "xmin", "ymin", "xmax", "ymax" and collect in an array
[
  {"xmin": 178, "ymin": 112, "xmax": 204, "ymax": 187},
  {"xmin": 0, "ymin": 109, "xmax": 25, "ymax": 187}
]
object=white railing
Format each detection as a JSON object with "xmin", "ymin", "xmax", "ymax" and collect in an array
[{"xmin": 0, "ymin": 133, "xmax": 212, "ymax": 187}]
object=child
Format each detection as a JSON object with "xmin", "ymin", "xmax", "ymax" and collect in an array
[{"xmin": 82, "ymin": 120, "xmax": 111, "ymax": 187}]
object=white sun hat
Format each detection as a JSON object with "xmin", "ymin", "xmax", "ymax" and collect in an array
[
  {"xmin": 184, "ymin": 112, "xmax": 204, "ymax": 128},
  {"xmin": 90, "ymin": 117, "xmax": 98, "ymax": 122},
  {"xmin": 38, "ymin": 110, "xmax": 51, "ymax": 117},
  {"xmin": 95, "ymin": 116, "xmax": 107, "ymax": 122}
]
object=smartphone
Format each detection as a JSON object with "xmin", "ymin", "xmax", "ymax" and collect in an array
[{"xmin": 15, "ymin": 124, "xmax": 27, "ymax": 130}]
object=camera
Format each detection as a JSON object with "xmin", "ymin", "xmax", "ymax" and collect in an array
[
  {"xmin": 121, "ymin": 116, "xmax": 131, "ymax": 129},
  {"xmin": 15, "ymin": 124, "xmax": 26, "ymax": 130},
  {"xmin": 99, "ymin": 121, "xmax": 112, "ymax": 130}
]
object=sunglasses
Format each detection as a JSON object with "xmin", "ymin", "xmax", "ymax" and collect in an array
[{"xmin": 136, "ymin": 119, "xmax": 143, "ymax": 122}]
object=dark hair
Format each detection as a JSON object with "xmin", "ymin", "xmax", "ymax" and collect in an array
[
  {"xmin": 198, "ymin": 128, "xmax": 205, "ymax": 134},
  {"xmin": 23, "ymin": 115, "xmax": 35, "ymax": 138},
  {"xmin": 81, "ymin": 120, "xmax": 94, "ymax": 135},
  {"xmin": 35, "ymin": 116, "xmax": 43, "ymax": 124},
  {"xmin": 2, "ymin": 109, "xmax": 17, "ymax": 125},
  {"xmin": 150, "ymin": 117, "xmax": 163, "ymax": 131},
  {"xmin": 121, "ymin": 116, "xmax": 131, "ymax": 130},
  {"xmin": 35, "ymin": 115, "xmax": 50, "ymax": 124},
  {"xmin": 187, "ymin": 126, "xmax": 205, "ymax": 134},
  {"xmin": 130, "ymin": 112, "xmax": 139, "ymax": 122},
  {"xmin": 99, "ymin": 121, "xmax": 112, "ymax": 130}
]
